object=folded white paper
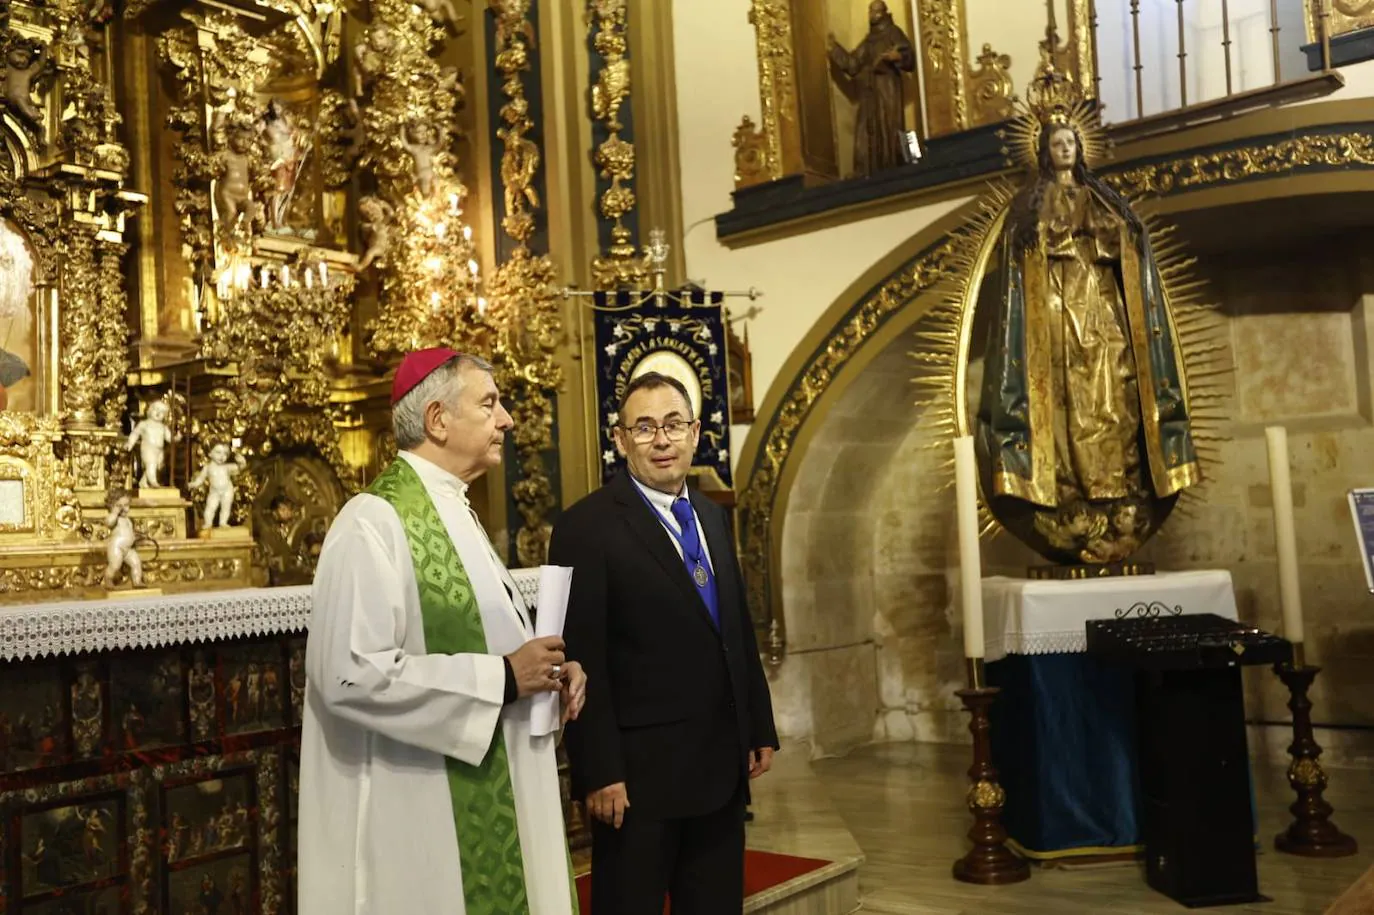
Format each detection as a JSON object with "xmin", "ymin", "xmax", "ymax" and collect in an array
[{"xmin": 530, "ymin": 565, "xmax": 573, "ymax": 737}]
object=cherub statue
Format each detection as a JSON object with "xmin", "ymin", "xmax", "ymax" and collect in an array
[
  {"xmin": 356, "ymin": 195, "xmax": 394, "ymax": 271},
  {"xmin": 126, "ymin": 398, "xmax": 176, "ymax": 488},
  {"xmin": 3, "ymin": 38, "xmax": 48, "ymax": 131},
  {"xmin": 415, "ymin": 0, "xmax": 462, "ymax": 32},
  {"xmin": 489, "ymin": 0, "xmax": 536, "ymax": 50},
  {"xmin": 102, "ymin": 488, "xmax": 144, "ymax": 589},
  {"xmin": 352, "ymin": 25, "xmax": 396, "ymax": 97},
  {"xmin": 498, "ymin": 127, "xmax": 540, "ymax": 214},
  {"xmin": 400, "ymin": 121, "xmax": 438, "ymax": 198},
  {"xmin": 191, "ymin": 442, "xmax": 246, "ymax": 528},
  {"xmin": 216, "ymin": 123, "xmax": 259, "ymax": 236}
]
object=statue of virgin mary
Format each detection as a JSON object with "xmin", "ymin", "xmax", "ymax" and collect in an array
[{"xmin": 975, "ymin": 61, "xmax": 1199, "ymax": 565}]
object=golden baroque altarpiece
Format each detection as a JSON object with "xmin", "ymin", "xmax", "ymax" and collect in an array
[
  {"xmin": 0, "ymin": 0, "xmax": 602, "ymax": 904},
  {"xmin": 0, "ymin": 0, "xmax": 572, "ymax": 600}
]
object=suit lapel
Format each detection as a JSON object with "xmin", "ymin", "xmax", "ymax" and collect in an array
[{"xmin": 611, "ymin": 474, "xmax": 719, "ymax": 634}]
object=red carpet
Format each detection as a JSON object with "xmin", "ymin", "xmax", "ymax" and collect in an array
[{"xmin": 574, "ymin": 849, "xmax": 831, "ymax": 912}]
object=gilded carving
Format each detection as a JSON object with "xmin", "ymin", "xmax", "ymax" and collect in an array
[
  {"xmin": 357, "ymin": 0, "xmax": 479, "ymax": 354},
  {"xmin": 745, "ymin": 0, "xmax": 798, "ymax": 184},
  {"xmin": 1106, "ymin": 134, "xmax": 1374, "ymax": 199},
  {"xmin": 732, "ymin": 115, "xmax": 769, "ymax": 188},
  {"xmin": 588, "ymin": 0, "xmax": 643, "ymax": 289},
  {"xmin": 0, "ymin": 556, "xmax": 248, "ymax": 593},
  {"xmin": 968, "ymin": 778, "xmax": 1006, "ymax": 809},
  {"xmin": 916, "ymin": 0, "xmax": 970, "ymax": 135},
  {"xmin": 1316, "ymin": 0, "xmax": 1374, "ymax": 39},
  {"xmin": 737, "ymin": 238, "xmax": 959, "ymax": 647},
  {"xmin": 489, "ymin": 0, "xmax": 563, "ymax": 567},
  {"xmin": 967, "ymin": 44, "xmax": 1013, "ymax": 125},
  {"xmin": 1289, "ymin": 756, "xmax": 1326, "ymax": 789}
]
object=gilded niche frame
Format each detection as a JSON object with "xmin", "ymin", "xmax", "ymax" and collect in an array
[{"xmin": 739, "ymin": 0, "xmax": 1097, "ymax": 186}]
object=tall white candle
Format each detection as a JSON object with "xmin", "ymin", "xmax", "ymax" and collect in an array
[
  {"xmin": 1265, "ymin": 426, "xmax": 1304, "ymax": 644},
  {"xmin": 954, "ymin": 435, "xmax": 985, "ymax": 659}
]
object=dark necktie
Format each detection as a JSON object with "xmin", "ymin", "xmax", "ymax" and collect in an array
[{"xmin": 670, "ymin": 497, "xmax": 719, "ymax": 628}]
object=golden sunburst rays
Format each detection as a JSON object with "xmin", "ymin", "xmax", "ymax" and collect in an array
[
  {"xmin": 1004, "ymin": 96, "xmax": 1109, "ymax": 174},
  {"xmin": 911, "ymin": 181, "xmax": 1018, "ymax": 540},
  {"xmin": 909, "ymin": 188, "xmax": 1233, "ymax": 538},
  {"xmin": 1139, "ymin": 207, "xmax": 1235, "ymax": 518}
]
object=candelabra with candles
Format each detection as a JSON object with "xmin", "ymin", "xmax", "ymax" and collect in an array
[
  {"xmin": 951, "ymin": 436, "xmax": 1029, "ymax": 885},
  {"xmin": 1265, "ymin": 427, "xmax": 1357, "ymax": 858}
]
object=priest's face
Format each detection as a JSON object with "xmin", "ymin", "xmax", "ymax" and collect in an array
[
  {"xmin": 429, "ymin": 364, "xmax": 514, "ymax": 482},
  {"xmin": 615, "ymin": 384, "xmax": 699, "ymax": 495},
  {"xmin": 869, "ymin": 0, "xmax": 888, "ymax": 25}
]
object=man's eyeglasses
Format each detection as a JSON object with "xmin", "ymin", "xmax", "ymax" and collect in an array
[{"xmin": 621, "ymin": 420, "xmax": 695, "ymax": 445}]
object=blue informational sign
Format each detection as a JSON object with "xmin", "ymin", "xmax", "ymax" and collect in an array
[{"xmin": 1347, "ymin": 489, "xmax": 1374, "ymax": 592}]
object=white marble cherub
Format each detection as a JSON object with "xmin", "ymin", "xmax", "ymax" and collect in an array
[
  {"xmin": 102, "ymin": 488, "xmax": 144, "ymax": 589},
  {"xmin": 191, "ymin": 442, "xmax": 247, "ymax": 528},
  {"xmin": 126, "ymin": 398, "xmax": 176, "ymax": 488}
]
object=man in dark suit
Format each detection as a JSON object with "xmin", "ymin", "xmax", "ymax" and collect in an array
[{"xmin": 550, "ymin": 371, "xmax": 779, "ymax": 915}]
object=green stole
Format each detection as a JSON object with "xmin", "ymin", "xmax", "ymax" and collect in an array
[{"xmin": 368, "ymin": 458, "xmax": 530, "ymax": 914}]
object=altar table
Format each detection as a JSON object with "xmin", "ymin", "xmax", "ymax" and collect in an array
[{"xmin": 980, "ymin": 570, "xmax": 1240, "ymax": 860}]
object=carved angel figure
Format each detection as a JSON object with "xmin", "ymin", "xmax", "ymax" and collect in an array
[
  {"xmin": 3, "ymin": 38, "xmax": 48, "ymax": 131},
  {"xmin": 400, "ymin": 121, "xmax": 438, "ymax": 198},
  {"xmin": 489, "ymin": 0, "xmax": 536, "ymax": 49},
  {"xmin": 191, "ymin": 442, "xmax": 246, "ymax": 528},
  {"xmin": 498, "ymin": 127, "xmax": 541, "ymax": 215},
  {"xmin": 415, "ymin": 0, "xmax": 462, "ymax": 31},
  {"xmin": 356, "ymin": 195, "xmax": 395, "ymax": 271},
  {"xmin": 352, "ymin": 25, "xmax": 396, "ymax": 97},
  {"xmin": 102, "ymin": 488, "xmax": 144, "ymax": 589},
  {"xmin": 126, "ymin": 398, "xmax": 176, "ymax": 488},
  {"xmin": 216, "ymin": 123, "xmax": 259, "ymax": 236}
]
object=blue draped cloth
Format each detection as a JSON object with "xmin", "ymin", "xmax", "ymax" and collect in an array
[{"xmin": 987, "ymin": 654, "xmax": 1143, "ymax": 858}]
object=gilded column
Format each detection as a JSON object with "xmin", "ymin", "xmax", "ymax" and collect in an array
[
  {"xmin": 485, "ymin": 0, "xmax": 563, "ymax": 567},
  {"xmin": 587, "ymin": 0, "xmax": 643, "ymax": 289}
]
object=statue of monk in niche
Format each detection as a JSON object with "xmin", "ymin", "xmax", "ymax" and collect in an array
[
  {"xmin": 827, "ymin": 1, "xmax": 914, "ymax": 178},
  {"xmin": 975, "ymin": 110, "xmax": 1199, "ymax": 566}
]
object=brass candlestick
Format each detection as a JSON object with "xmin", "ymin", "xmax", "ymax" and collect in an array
[
  {"xmin": 953, "ymin": 658, "xmax": 1030, "ymax": 885},
  {"xmin": 1272, "ymin": 655, "xmax": 1357, "ymax": 858}
]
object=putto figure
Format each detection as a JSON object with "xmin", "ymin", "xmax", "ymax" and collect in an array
[
  {"xmin": 102, "ymin": 488, "xmax": 144, "ymax": 589},
  {"xmin": 191, "ymin": 442, "xmax": 247, "ymax": 528},
  {"xmin": 126, "ymin": 398, "xmax": 176, "ymax": 488}
]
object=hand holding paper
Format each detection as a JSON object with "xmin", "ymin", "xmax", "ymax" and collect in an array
[{"xmin": 530, "ymin": 565, "xmax": 573, "ymax": 737}]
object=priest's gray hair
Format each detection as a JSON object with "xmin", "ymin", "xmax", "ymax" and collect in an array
[{"xmin": 392, "ymin": 353, "xmax": 493, "ymax": 450}]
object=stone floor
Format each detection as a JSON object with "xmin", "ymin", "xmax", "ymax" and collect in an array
[{"xmin": 761, "ymin": 736, "xmax": 1374, "ymax": 914}]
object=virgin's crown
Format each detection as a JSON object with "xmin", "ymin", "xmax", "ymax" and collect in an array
[{"xmin": 1024, "ymin": 41, "xmax": 1082, "ymax": 127}]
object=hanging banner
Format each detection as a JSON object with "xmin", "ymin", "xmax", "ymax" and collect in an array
[{"xmin": 591, "ymin": 289, "xmax": 733, "ymax": 488}]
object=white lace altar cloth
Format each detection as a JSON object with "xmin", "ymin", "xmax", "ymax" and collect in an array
[
  {"xmin": 0, "ymin": 568, "xmax": 545, "ymax": 662},
  {"xmin": 982, "ymin": 569, "xmax": 1238, "ymax": 662}
]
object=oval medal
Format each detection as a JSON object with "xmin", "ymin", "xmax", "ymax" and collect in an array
[{"xmin": 693, "ymin": 563, "xmax": 709, "ymax": 587}]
